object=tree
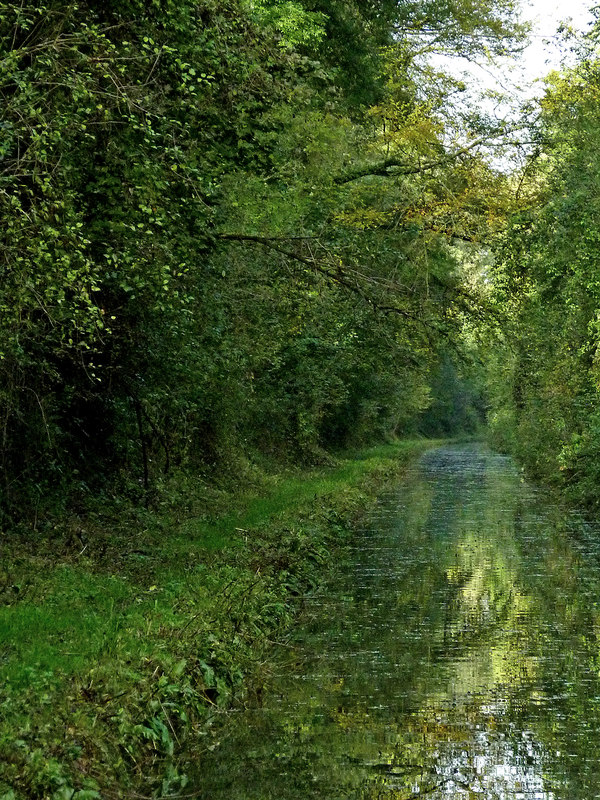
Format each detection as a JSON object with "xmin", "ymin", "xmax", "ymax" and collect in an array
[
  {"xmin": 485, "ymin": 22, "xmax": 600, "ymax": 503},
  {"xmin": 0, "ymin": 0, "xmax": 527, "ymax": 517}
]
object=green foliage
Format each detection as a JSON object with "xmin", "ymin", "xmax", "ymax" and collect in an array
[
  {"xmin": 0, "ymin": 0, "xmax": 525, "ymax": 517},
  {"xmin": 0, "ymin": 0, "xmax": 293, "ymax": 510},
  {"xmin": 485, "ymin": 48, "xmax": 600, "ymax": 505},
  {"xmin": 0, "ymin": 440, "xmax": 432, "ymax": 799},
  {"xmin": 419, "ymin": 356, "xmax": 486, "ymax": 437},
  {"xmin": 0, "ymin": 0, "xmax": 536, "ymax": 792},
  {"xmin": 245, "ymin": 0, "xmax": 328, "ymax": 49}
]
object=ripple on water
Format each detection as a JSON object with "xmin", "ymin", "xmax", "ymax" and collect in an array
[{"xmin": 192, "ymin": 444, "xmax": 600, "ymax": 800}]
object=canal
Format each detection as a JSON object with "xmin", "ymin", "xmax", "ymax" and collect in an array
[{"xmin": 193, "ymin": 444, "xmax": 600, "ymax": 799}]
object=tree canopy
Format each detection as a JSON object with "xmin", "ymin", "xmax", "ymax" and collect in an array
[
  {"xmin": 0, "ymin": 0, "xmax": 526, "ymax": 517},
  {"xmin": 483, "ymin": 14, "xmax": 600, "ymax": 506}
]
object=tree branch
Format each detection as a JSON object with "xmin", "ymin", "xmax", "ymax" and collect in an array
[
  {"xmin": 333, "ymin": 135, "xmax": 501, "ymax": 185},
  {"xmin": 218, "ymin": 233, "xmax": 431, "ymax": 326}
]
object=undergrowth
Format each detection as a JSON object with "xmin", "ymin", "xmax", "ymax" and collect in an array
[{"xmin": 0, "ymin": 440, "xmax": 435, "ymax": 799}]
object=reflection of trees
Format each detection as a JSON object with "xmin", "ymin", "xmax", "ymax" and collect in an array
[
  {"xmin": 350, "ymin": 452, "xmax": 555, "ymax": 799},
  {"xmin": 364, "ymin": 450, "xmax": 600, "ymax": 800},
  {"xmin": 194, "ymin": 447, "xmax": 600, "ymax": 800}
]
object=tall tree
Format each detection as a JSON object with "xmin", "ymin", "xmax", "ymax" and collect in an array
[
  {"xmin": 485, "ymin": 19, "xmax": 600, "ymax": 504},
  {"xmin": 0, "ymin": 0, "xmax": 526, "ymax": 516}
]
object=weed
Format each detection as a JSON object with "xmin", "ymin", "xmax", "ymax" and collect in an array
[{"xmin": 0, "ymin": 440, "xmax": 434, "ymax": 798}]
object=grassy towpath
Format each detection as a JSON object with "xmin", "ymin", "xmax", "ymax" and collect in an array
[{"xmin": 0, "ymin": 439, "xmax": 437, "ymax": 800}]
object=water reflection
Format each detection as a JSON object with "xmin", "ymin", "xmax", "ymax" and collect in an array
[{"xmin": 193, "ymin": 444, "xmax": 600, "ymax": 799}]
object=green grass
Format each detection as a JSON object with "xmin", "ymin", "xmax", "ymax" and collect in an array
[
  {"xmin": 0, "ymin": 438, "xmax": 437, "ymax": 799},
  {"xmin": 0, "ymin": 441, "xmax": 432, "ymax": 688},
  {"xmin": 175, "ymin": 440, "xmax": 430, "ymax": 549},
  {"xmin": 1, "ymin": 441, "xmax": 432, "ymax": 685}
]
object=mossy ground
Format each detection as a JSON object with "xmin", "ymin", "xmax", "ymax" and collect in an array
[{"xmin": 0, "ymin": 440, "xmax": 436, "ymax": 800}]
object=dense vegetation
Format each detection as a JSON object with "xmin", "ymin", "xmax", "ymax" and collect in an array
[
  {"xmin": 0, "ymin": 436, "xmax": 433, "ymax": 800},
  {"xmin": 0, "ymin": 0, "xmax": 524, "ymax": 521},
  {"xmin": 11, "ymin": 0, "xmax": 600, "ymax": 795},
  {"xmin": 486, "ymin": 16, "xmax": 600, "ymax": 507}
]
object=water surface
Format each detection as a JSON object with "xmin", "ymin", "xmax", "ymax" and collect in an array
[{"xmin": 194, "ymin": 444, "xmax": 600, "ymax": 799}]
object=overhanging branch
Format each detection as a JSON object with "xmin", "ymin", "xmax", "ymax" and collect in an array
[
  {"xmin": 218, "ymin": 233, "xmax": 436, "ymax": 328},
  {"xmin": 332, "ymin": 132, "xmax": 532, "ymax": 185}
]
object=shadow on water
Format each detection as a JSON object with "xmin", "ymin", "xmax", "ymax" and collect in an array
[{"xmin": 192, "ymin": 443, "xmax": 600, "ymax": 799}]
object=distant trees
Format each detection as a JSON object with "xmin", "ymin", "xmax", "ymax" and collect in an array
[
  {"xmin": 0, "ymin": 0, "xmax": 524, "ymax": 518},
  {"xmin": 485, "ymin": 17, "xmax": 600, "ymax": 505}
]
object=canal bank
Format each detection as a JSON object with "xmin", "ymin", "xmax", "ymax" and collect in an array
[
  {"xmin": 0, "ymin": 440, "xmax": 436, "ymax": 800},
  {"xmin": 191, "ymin": 443, "xmax": 600, "ymax": 800}
]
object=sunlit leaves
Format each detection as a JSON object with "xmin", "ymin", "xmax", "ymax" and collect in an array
[
  {"xmin": 244, "ymin": 0, "xmax": 328, "ymax": 49},
  {"xmin": 486, "ymin": 49, "xmax": 600, "ymax": 502}
]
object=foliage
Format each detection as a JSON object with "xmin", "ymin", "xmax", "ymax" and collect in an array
[
  {"xmin": 0, "ymin": 0, "xmax": 523, "ymax": 517},
  {"xmin": 0, "ymin": 440, "xmax": 433, "ymax": 799},
  {"xmin": 0, "ymin": 0, "xmax": 550, "ymax": 792},
  {"xmin": 484, "ymin": 24, "xmax": 600, "ymax": 504}
]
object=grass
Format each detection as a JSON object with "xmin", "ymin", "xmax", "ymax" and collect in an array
[
  {"xmin": 0, "ymin": 439, "xmax": 437, "ymax": 800},
  {"xmin": 173, "ymin": 440, "xmax": 429, "ymax": 550}
]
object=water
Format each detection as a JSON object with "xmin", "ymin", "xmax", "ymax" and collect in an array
[{"xmin": 193, "ymin": 444, "xmax": 600, "ymax": 799}]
